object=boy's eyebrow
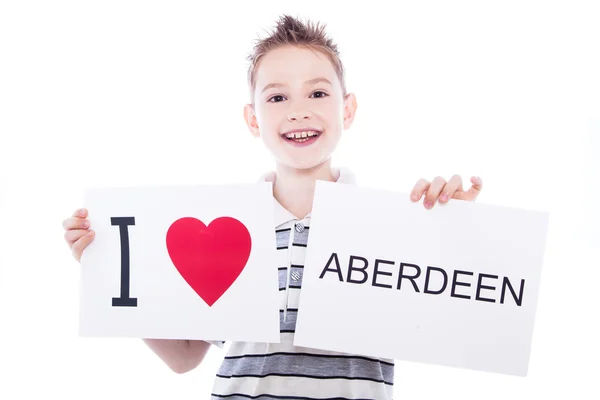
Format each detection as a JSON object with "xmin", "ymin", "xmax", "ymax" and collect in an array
[
  {"xmin": 305, "ymin": 77, "xmax": 333, "ymax": 86},
  {"xmin": 261, "ymin": 77, "xmax": 333, "ymax": 93}
]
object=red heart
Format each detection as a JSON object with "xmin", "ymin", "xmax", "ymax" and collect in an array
[{"xmin": 166, "ymin": 216, "xmax": 252, "ymax": 307}]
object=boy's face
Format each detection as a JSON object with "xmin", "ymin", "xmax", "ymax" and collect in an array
[{"xmin": 244, "ymin": 45, "xmax": 357, "ymax": 170}]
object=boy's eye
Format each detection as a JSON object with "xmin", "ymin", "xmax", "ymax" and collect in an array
[
  {"xmin": 268, "ymin": 95, "xmax": 286, "ymax": 103},
  {"xmin": 311, "ymin": 91, "xmax": 328, "ymax": 98}
]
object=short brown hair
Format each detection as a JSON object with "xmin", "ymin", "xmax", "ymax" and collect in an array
[{"xmin": 246, "ymin": 14, "xmax": 347, "ymax": 102}]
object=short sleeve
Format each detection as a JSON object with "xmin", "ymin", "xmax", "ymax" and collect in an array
[{"xmin": 205, "ymin": 340, "xmax": 225, "ymax": 349}]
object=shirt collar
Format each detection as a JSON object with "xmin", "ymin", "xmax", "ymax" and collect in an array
[{"xmin": 258, "ymin": 167, "xmax": 357, "ymax": 228}]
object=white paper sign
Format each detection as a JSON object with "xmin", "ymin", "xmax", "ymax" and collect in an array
[
  {"xmin": 294, "ymin": 181, "xmax": 549, "ymax": 376},
  {"xmin": 79, "ymin": 183, "xmax": 280, "ymax": 343}
]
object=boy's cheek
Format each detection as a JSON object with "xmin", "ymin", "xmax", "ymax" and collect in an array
[{"xmin": 315, "ymin": 102, "xmax": 342, "ymax": 121}]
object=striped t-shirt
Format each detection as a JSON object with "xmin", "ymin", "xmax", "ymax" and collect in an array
[{"xmin": 209, "ymin": 167, "xmax": 395, "ymax": 400}]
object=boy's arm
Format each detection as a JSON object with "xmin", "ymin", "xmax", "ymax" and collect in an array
[{"xmin": 142, "ymin": 339, "xmax": 211, "ymax": 374}]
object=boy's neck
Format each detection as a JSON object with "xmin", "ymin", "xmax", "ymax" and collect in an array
[{"xmin": 272, "ymin": 160, "xmax": 336, "ymax": 220}]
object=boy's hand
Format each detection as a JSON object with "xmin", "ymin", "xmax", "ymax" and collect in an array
[
  {"xmin": 410, "ymin": 175, "xmax": 483, "ymax": 209},
  {"xmin": 62, "ymin": 208, "xmax": 95, "ymax": 262}
]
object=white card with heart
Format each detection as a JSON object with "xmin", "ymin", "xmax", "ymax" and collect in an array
[
  {"xmin": 79, "ymin": 183, "xmax": 280, "ymax": 343},
  {"xmin": 294, "ymin": 181, "xmax": 550, "ymax": 376}
]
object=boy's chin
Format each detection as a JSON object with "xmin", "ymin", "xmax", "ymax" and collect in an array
[
  {"xmin": 269, "ymin": 141, "xmax": 339, "ymax": 171},
  {"xmin": 278, "ymin": 155, "xmax": 333, "ymax": 171}
]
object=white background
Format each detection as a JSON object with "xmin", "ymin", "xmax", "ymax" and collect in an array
[{"xmin": 0, "ymin": 1, "xmax": 598, "ymax": 399}]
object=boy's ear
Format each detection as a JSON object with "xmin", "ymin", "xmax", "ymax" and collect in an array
[
  {"xmin": 244, "ymin": 104, "xmax": 260, "ymax": 138},
  {"xmin": 343, "ymin": 93, "xmax": 358, "ymax": 130}
]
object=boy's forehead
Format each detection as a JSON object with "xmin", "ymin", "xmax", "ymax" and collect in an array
[{"xmin": 255, "ymin": 46, "xmax": 338, "ymax": 88}]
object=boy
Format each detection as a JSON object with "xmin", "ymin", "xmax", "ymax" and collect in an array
[{"xmin": 62, "ymin": 14, "xmax": 483, "ymax": 399}]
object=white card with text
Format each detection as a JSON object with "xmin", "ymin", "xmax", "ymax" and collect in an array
[
  {"xmin": 294, "ymin": 181, "xmax": 549, "ymax": 376},
  {"xmin": 79, "ymin": 183, "xmax": 280, "ymax": 343}
]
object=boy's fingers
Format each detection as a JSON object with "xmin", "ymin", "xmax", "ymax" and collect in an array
[
  {"xmin": 62, "ymin": 217, "xmax": 90, "ymax": 231},
  {"xmin": 63, "ymin": 208, "xmax": 88, "ymax": 229},
  {"xmin": 453, "ymin": 176, "xmax": 483, "ymax": 201},
  {"xmin": 410, "ymin": 179, "xmax": 430, "ymax": 202},
  {"xmin": 73, "ymin": 208, "xmax": 88, "ymax": 218},
  {"xmin": 62, "ymin": 218, "xmax": 72, "ymax": 230},
  {"xmin": 424, "ymin": 176, "xmax": 446, "ymax": 208},
  {"xmin": 439, "ymin": 175, "xmax": 463, "ymax": 203},
  {"xmin": 466, "ymin": 176, "xmax": 483, "ymax": 200},
  {"xmin": 64, "ymin": 229, "xmax": 88, "ymax": 245},
  {"xmin": 71, "ymin": 231, "xmax": 95, "ymax": 261}
]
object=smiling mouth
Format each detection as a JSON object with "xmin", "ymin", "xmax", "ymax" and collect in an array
[{"xmin": 281, "ymin": 130, "xmax": 322, "ymax": 143}]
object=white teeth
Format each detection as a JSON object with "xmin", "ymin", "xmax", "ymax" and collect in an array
[{"xmin": 284, "ymin": 130, "xmax": 320, "ymax": 139}]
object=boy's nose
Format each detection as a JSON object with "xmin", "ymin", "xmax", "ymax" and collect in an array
[{"xmin": 287, "ymin": 111, "xmax": 312, "ymax": 121}]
